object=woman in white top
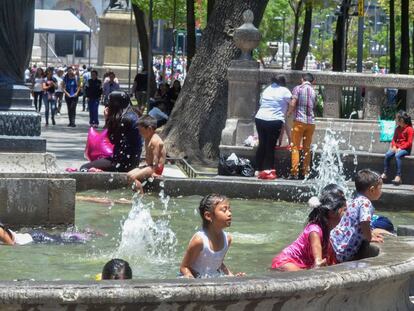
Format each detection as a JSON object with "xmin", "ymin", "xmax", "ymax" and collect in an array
[
  {"xmin": 255, "ymin": 75, "xmax": 292, "ymax": 179},
  {"xmin": 32, "ymin": 67, "xmax": 44, "ymax": 112}
]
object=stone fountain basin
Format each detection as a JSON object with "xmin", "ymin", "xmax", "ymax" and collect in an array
[{"xmin": 1, "ymin": 235, "xmax": 413, "ymax": 310}]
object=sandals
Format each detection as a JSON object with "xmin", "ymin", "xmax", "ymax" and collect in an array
[
  {"xmin": 391, "ymin": 176, "xmax": 402, "ymax": 186},
  {"xmin": 380, "ymin": 173, "xmax": 387, "ymax": 181}
]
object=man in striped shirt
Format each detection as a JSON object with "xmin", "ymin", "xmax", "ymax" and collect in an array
[{"xmin": 287, "ymin": 73, "xmax": 316, "ymax": 179}]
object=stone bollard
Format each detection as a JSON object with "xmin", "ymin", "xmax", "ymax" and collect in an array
[
  {"xmin": 323, "ymin": 85, "xmax": 342, "ymax": 118},
  {"xmin": 363, "ymin": 87, "xmax": 384, "ymax": 119}
]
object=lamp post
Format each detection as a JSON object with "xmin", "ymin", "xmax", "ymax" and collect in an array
[{"xmin": 274, "ymin": 12, "xmax": 286, "ymax": 69}]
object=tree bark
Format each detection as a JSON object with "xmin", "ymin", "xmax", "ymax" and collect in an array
[
  {"xmin": 397, "ymin": 0, "xmax": 409, "ymax": 108},
  {"xmin": 162, "ymin": 0, "xmax": 269, "ymax": 160},
  {"xmin": 389, "ymin": 0, "xmax": 396, "ymax": 73},
  {"xmin": 294, "ymin": 2, "xmax": 312, "ymax": 70},
  {"xmin": 132, "ymin": 4, "xmax": 156, "ymax": 96},
  {"xmin": 207, "ymin": 0, "xmax": 215, "ymax": 23},
  {"xmin": 186, "ymin": 0, "xmax": 196, "ymax": 69},
  {"xmin": 399, "ymin": 0, "xmax": 409, "ymax": 74},
  {"xmin": 290, "ymin": 1, "xmax": 303, "ymax": 69},
  {"xmin": 332, "ymin": 0, "xmax": 350, "ymax": 72}
]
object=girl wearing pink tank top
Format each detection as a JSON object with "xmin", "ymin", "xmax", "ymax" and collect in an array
[{"xmin": 271, "ymin": 184, "xmax": 346, "ymax": 271}]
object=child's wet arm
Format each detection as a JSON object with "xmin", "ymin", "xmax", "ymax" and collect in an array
[
  {"xmin": 220, "ymin": 262, "xmax": 233, "ymax": 276},
  {"xmin": 309, "ymin": 231, "xmax": 324, "ymax": 265},
  {"xmin": 360, "ymin": 221, "xmax": 372, "ymax": 241},
  {"xmin": 180, "ymin": 237, "xmax": 203, "ymax": 278}
]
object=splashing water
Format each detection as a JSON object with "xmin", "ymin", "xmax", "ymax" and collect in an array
[
  {"xmin": 115, "ymin": 192, "xmax": 177, "ymax": 265},
  {"xmin": 308, "ymin": 128, "xmax": 354, "ymax": 198}
]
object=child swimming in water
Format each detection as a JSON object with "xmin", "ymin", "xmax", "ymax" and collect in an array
[
  {"xmin": 0, "ymin": 222, "xmax": 93, "ymax": 245},
  {"xmin": 180, "ymin": 194, "xmax": 244, "ymax": 278},
  {"xmin": 271, "ymin": 184, "xmax": 346, "ymax": 271}
]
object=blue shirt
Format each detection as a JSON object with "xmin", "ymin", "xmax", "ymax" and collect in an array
[{"xmin": 64, "ymin": 76, "xmax": 79, "ymax": 97}]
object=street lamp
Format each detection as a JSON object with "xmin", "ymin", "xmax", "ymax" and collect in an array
[{"xmin": 274, "ymin": 12, "xmax": 286, "ymax": 69}]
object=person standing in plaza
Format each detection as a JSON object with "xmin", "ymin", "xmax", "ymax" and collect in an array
[
  {"xmin": 103, "ymin": 71, "xmax": 120, "ymax": 106},
  {"xmin": 82, "ymin": 66, "xmax": 91, "ymax": 111},
  {"xmin": 32, "ymin": 67, "xmax": 44, "ymax": 112},
  {"xmin": 42, "ymin": 67, "xmax": 57, "ymax": 126},
  {"xmin": 85, "ymin": 69, "xmax": 102, "ymax": 128},
  {"xmin": 287, "ymin": 73, "xmax": 317, "ymax": 180},
  {"xmin": 54, "ymin": 68, "xmax": 64, "ymax": 115},
  {"xmin": 131, "ymin": 71, "xmax": 148, "ymax": 113},
  {"xmin": 62, "ymin": 67, "xmax": 81, "ymax": 127},
  {"xmin": 255, "ymin": 75, "xmax": 292, "ymax": 179}
]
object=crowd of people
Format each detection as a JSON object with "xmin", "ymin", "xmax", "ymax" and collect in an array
[
  {"xmin": 255, "ymin": 72, "xmax": 414, "ymax": 186},
  {"xmin": 255, "ymin": 73, "xmax": 317, "ymax": 180}
]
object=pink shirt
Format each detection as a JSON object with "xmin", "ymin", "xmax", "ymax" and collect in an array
[{"xmin": 271, "ymin": 223, "xmax": 323, "ymax": 269}]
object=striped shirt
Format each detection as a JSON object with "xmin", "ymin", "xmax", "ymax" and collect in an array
[{"xmin": 292, "ymin": 81, "xmax": 316, "ymax": 124}]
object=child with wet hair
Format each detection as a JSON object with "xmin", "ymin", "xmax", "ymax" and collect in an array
[
  {"xmin": 180, "ymin": 194, "xmax": 244, "ymax": 278},
  {"xmin": 330, "ymin": 169, "xmax": 384, "ymax": 263},
  {"xmin": 271, "ymin": 184, "xmax": 346, "ymax": 271},
  {"xmin": 101, "ymin": 258, "xmax": 132, "ymax": 280}
]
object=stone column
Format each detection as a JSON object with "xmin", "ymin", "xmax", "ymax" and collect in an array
[
  {"xmin": 406, "ymin": 89, "xmax": 414, "ymax": 118},
  {"xmin": 323, "ymin": 86, "xmax": 342, "ymax": 118},
  {"xmin": 220, "ymin": 10, "xmax": 261, "ymax": 148},
  {"xmin": 0, "ymin": 1, "xmax": 45, "ymax": 152},
  {"xmin": 363, "ymin": 87, "xmax": 383, "ymax": 120}
]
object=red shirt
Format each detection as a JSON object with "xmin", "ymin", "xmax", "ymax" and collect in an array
[{"xmin": 391, "ymin": 125, "xmax": 414, "ymax": 151}]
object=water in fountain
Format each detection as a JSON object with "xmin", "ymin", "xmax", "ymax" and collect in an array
[
  {"xmin": 308, "ymin": 127, "xmax": 356, "ymax": 198},
  {"xmin": 115, "ymin": 186, "xmax": 177, "ymax": 266}
]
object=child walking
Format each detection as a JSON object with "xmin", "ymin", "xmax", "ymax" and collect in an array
[
  {"xmin": 381, "ymin": 110, "xmax": 413, "ymax": 185},
  {"xmin": 271, "ymin": 184, "xmax": 346, "ymax": 271},
  {"xmin": 330, "ymin": 169, "xmax": 384, "ymax": 263},
  {"xmin": 180, "ymin": 194, "xmax": 243, "ymax": 278},
  {"xmin": 127, "ymin": 115, "xmax": 166, "ymax": 194}
]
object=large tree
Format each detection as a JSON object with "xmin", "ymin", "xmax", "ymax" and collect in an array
[
  {"xmin": 289, "ymin": 0, "xmax": 304, "ymax": 69},
  {"xmin": 162, "ymin": 0, "xmax": 269, "ymax": 160},
  {"xmin": 294, "ymin": 0, "xmax": 312, "ymax": 69},
  {"xmin": 332, "ymin": 0, "xmax": 351, "ymax": 72},
  {"xmin": 186, "ymin": 0, "xmax": 196, "ymax": 69}
]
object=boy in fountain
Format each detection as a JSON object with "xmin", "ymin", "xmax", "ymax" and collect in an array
[
  {"xmin": 127, "ymin": 115, "xmax": 166, "ymax": 194},
  {"xmin": 330, "ymin": 169, "xmax": 384, "ymax": 263}
]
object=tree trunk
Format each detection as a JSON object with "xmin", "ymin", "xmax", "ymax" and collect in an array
[
  {"xmin": 332, "ymin": 0, "xmax": 350, "ymax": 72},
  {"xmin": 290, "ymin": 3, "xmax": 303, "ymax": 69},
  {"xmin": 294, "ymin": 2, "xmax": 312, "ymax": 70},
  {"xmin": 132, "ymin": 4, "xmax": 156, "ymax": 95},
  {"xmin": 207, "ymin": 0, "xmax": 215, "ymax": 22},
  {"xmin": 399, "ymin": 0, "xmax": 409, "ymax": 74},
  {"xmin": 186, "ymin": 0, "xmax": 196, "ymax": 70},
  {"xmin": 389, "ymin": 0, "xmax": 396, "ymax": 73},
  {"xmin": 162, "ymin": 0, "xmax": 269, "ymax": 160},
  {"xmin": 397, "ymin": 0, "xmax": 409, "ymax": 108}
]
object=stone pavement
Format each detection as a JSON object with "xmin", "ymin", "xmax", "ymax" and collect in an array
[{"xmin": 40, "ymin": 100, "xmax": 186, "ymax": 177}]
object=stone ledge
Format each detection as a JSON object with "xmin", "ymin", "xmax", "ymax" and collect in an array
[{"xmin": 0, "ymin": 236, "xmax": 412, "ymax": 310}]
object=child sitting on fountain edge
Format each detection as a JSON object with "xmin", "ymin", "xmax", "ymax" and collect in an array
[
  {"xmin": 180, "ymin": 194, "xmax": 244, "ymax": 278},
  {"xmin": 330, "ymin": 169, "xmax": 384, "ymax": 263},
  {"xmin": 127, "ymin": 115, "xmax": 166, "ymax": 194}
]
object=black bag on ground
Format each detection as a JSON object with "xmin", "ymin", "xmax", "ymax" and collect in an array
[
  {"xmin": 218, "ymin": 154, "xmax": 254, "ymax": 177},
  {"xmin": 218, "ymin": 155, "xmax": 239, "ymax": 176},
  {"xmin": 239, "ymin": 158, "xmax": 255, "ymax": 177}
]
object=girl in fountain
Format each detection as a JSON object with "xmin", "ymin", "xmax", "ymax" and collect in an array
[
  {"xmin": 381, "ymin": 110, "xmax": 413, "ymax": 186},
  {"xmin": 180, "ymin": 194, "xmax": 244, "ymax": 278},
  {"xmin": 271, "ymin": 184, "xmax": 346, "ymax": 271}
]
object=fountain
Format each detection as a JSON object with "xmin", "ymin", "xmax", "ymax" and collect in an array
[
  {"xmin": 0, "ymin": 2, "xmax": 74, "ymax": 226},
  {"xmin": 1, "ymin": 6, "xmax": 414, "ymax": 311}
]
